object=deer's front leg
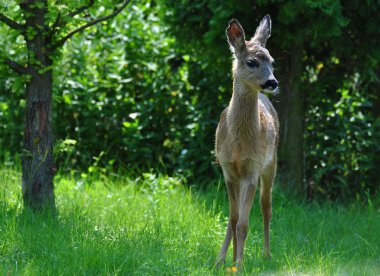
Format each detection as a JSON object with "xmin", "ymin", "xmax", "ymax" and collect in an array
[
  {"xmin": 235, "ymin": 177, "xmax": 258, "ymax": 265},
  {"xmin": 216, "ymin": 180, "xmax": 239, "ymax": 267}
]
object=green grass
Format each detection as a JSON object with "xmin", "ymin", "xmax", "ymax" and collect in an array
[{"xmin": 1, "ymin": 167, "xmax": 379, "ymax": 275}]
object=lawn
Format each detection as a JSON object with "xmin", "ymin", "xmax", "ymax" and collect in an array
[{"xmin": 1, "ymin": 167, "xmax": 379, "ymax": 275}]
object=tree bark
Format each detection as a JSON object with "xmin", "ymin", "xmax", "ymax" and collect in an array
[
  {"xmin": 21, "ymin": 0, "xmax": 55, "ymax": 209},
  {"xmin": 22, "ymin": 69, "xmax": 55, "ymax": 209},
  {"xmin": 275, "ymin": 43, "xmax": 305, "ymax": 193}
]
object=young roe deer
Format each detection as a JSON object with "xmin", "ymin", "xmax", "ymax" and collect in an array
[{"xmin": 215, "ymin": 15, "xmax": 279, "ymax": 267}]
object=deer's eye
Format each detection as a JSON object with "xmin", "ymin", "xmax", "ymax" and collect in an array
[{"xmin": 246, "ymin": 59, "xmax": 259, "ymax": 68}]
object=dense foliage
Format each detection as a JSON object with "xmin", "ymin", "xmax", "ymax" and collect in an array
[
  {"xmin": 0, "ymin": 0, "xmax": 379, "ymax": 200},
  {"xmin": 53, "ymin": 1, "xmax": 225, "ymax": 178}
]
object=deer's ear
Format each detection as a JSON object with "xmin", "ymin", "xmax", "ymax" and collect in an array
[
  {"xmin": 226, "ymin": 19, "xmax": 246, "ymax": 54},
  {"xmin": 251, "ymin": 14, "xmax": 271, "ymax": 47}
]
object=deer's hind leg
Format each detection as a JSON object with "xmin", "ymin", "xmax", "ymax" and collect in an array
[{"xmin": 260, "ymin": 159, "xmax": 276, "ymax": 258}]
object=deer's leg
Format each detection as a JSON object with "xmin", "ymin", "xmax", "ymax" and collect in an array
[
  {"xmin": 231, "ymin": 182, "xmax": 239, "ymax": 262},
  {"xmin": 260, "ymin": 161, "xmax": 276, "ymax": 259},
  {"xmin": 216, "ymin": 180, "xmax": 238, "ymax": 266},
  {"xmin": 235, "ymin": 178, "xmax": 258, "ymax": 265}
]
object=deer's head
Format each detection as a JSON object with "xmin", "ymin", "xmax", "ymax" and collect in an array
[{"xmin": 226, "ymin": 15, "xmax": 278, "ymax": 94}]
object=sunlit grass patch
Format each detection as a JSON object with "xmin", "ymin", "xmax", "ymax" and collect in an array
[{"xmin": 1, "ymin": 168, "xmax": 379, "ymax": 275}]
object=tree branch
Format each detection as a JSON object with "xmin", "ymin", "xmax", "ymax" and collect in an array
[
  {"xmin": 47, "ymin": 12, "xmax": 61, "ymax": 41},
  {"xmin": 49, "ymin": 0, "xmax": 95, "ymax": 42},
  {"xmin": 4, "ymin": 58, "xmax": 30, "ymax": 75},
  {"xmin": 51, "ymin": 12, "xmax": 61, "ymax": 31},
  {"xmin": 50, "ymin": 0, "xmax": 95, "ymax": 40},
  {"xmin": 0, "ymin": 12, "xmax": 24, "ymax": 30},
  {"xmin": 66, "ymin": 0, "xmax": 95, "ymax": 20},
  {"xmin": 53, "ymin": 0, "xmax": 131, "ymax": 50}
]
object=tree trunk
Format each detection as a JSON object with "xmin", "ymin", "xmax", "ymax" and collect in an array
[
  {"xmin": 275, "ymin": 43, "xmax": 305, "ymax": 194},
  {"xmin": 21, "ymin": 0, "xmax": 55, "ymax": 209},
  {"xmin": 22, "ymin": 70, "xmax": 55, "ymax": 209},
  {"xmin": 8, "ymin": 0, "xmax": 130, "ymax": 209}
]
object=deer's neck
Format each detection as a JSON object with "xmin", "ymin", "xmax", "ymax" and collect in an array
[{"xmin": 228, "ymin": 78, "xmax": 261, "ymax": 137}]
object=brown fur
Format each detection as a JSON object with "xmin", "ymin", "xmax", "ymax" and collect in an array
[{"xmin": 215, "ymin": 15, "xmax": 279, "ymax": 267}]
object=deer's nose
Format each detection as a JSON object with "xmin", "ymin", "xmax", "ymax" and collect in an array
[{"xmin": 261, "ymin": 79, "xmax": 278, "ymax": 90}]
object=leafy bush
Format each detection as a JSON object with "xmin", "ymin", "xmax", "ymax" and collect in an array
[
  {"xmin": 53, "ymin": 1, "xmax": 224, "ymax": 178},
  {"xmin": 305, "ymin": 74, "xmax": 380, "ymax": 200}
]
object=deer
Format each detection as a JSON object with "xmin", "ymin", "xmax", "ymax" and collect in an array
[{"xmin": 215, "ymin": 15, "xmax": 279, "ymax": 268}]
